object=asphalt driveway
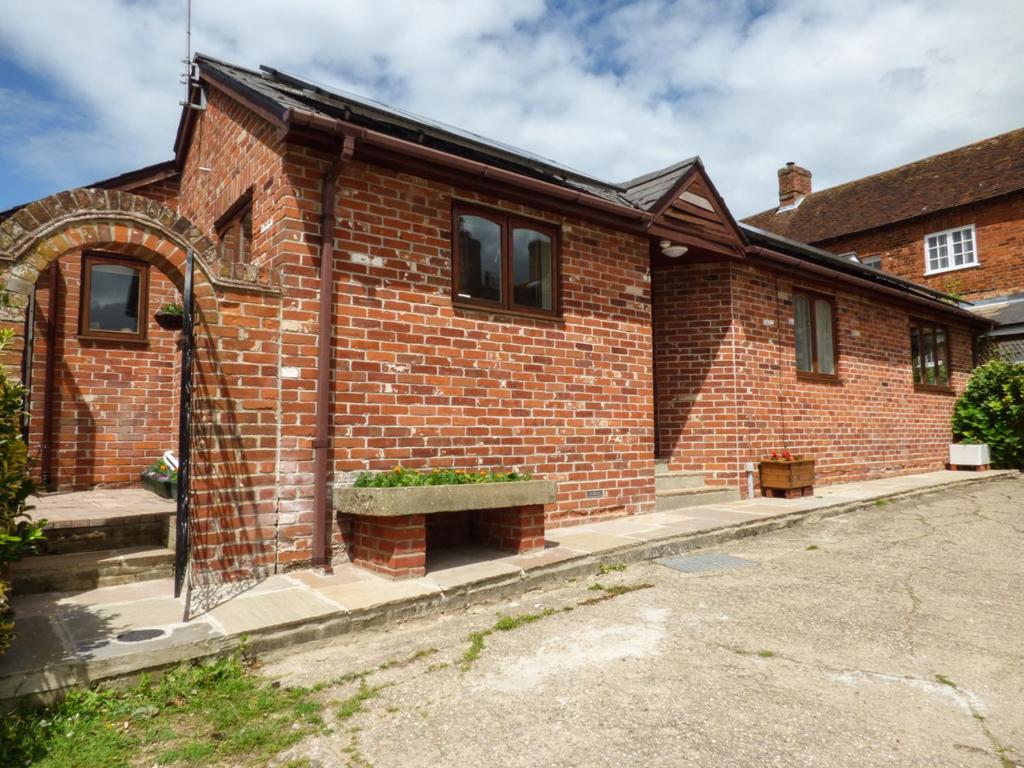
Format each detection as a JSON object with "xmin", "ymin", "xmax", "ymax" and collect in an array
[{"xmin": 265, "ymin": 475, "xmax": 1024, "ymax": 767}]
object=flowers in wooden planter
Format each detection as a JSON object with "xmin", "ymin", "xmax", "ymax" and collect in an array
[{"xmin": 765, "ymin": 450, "xmax": 804, "ymax": 462}]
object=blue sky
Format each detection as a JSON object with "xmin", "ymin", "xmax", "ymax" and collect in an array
[{"xmin": 1, "ymin": 0, "xmax": 1022, "ymax": 216}]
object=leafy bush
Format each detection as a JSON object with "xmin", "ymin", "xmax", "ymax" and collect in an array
[
  {"xmin": 951, "ymin": 359, "xmax": 1024, "ymax": 468},
  {"xmin": 0, "ymin": 324, "xmax": 42, "ymax": 655},
  {"xmin": 353, "ymin": 465, "xmax": 531, "ymax": 488}
]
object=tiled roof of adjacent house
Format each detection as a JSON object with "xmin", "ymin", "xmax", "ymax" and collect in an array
[
  {"xmin": 742, "ymin": 127, "xmax": 1024, "ymax": 244},
  {"xmin": 194, "ymin": 56, "xmax": 698, "ymax": 213}
]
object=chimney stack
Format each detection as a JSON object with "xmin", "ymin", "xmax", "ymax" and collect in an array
[{"xmin": 778, "ymin": 161, "xmax": 812, "ymax": 207}]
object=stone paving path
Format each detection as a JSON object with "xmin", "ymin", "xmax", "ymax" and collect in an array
[{"xmin": 1, "ymin": 469, "xmax": 1014, "ymax": 704}]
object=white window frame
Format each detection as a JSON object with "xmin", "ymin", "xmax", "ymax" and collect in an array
[
  {"xmin": 861, "ymin": 255, "xmax": 882, "ymax": 270},
  {"xmin": 924, "ymin": 224, "xmax": 978, "ymax": 276}
]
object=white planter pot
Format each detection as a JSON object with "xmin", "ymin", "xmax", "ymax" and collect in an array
[{"xmin": 949, "ymin": 443, "xmax": 990, "ymax": 466}]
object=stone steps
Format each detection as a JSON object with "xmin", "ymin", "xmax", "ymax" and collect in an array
[
  {"xmin": 9, "ymin": 546, "xmax": 176, "ymax": 594},
  {"xmin": 654, "ymin": 461, "xmax": 741, "ymax": 510}
]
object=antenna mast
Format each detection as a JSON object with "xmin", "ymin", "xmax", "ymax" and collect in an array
[{"xmin": 179, "ymin": 0, "xmax": 204, "ymax": 109}]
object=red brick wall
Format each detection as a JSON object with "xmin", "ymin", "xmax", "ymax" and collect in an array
[
  {"xmin": 122, "ymin": 175, "xmax": 181, "ymax": 212},
  {"xmin": 28, "ymin": 251, "xmax": 181, "ymax": 490},
  {"xmin": 654, "ymin": 260, "xmax": 976, "ymax": 493},
  {"xmin": 325, "ymin": 160, "xmax": 657, "ymax": 536},
  {"xmin": 816, "ymin": 192, "xmax": 1024, "ymax": 302}
]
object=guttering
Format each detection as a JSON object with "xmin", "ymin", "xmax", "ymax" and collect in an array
[
  {"xmin": 283, "ymin": 107, "xmax": 653, "ymax": 227},
  {"xmin": 746, "ymin": 245, "xmax": 994, "ymax": 328},
  {"xmin": 312, "ymin": 133, "xmax": 356, "ymax": 571}
]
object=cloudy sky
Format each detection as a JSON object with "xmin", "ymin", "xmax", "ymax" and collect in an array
[{"xmin": 1, "ymin": 0, "xmax": 1021, "ymax": 216}]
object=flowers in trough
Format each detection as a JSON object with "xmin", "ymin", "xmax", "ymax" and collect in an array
[
  {"xmin": 143, "ymin": 458, "xmax": 178, "ymax": 482},
  {"xmin": 353, "ymin": 465, "xmax": 530, "ymax": 487}
]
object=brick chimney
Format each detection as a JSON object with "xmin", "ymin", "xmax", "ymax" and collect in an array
[{"xmin": 778, "ymin": 161, "xmax": 812, "ymax": 207}]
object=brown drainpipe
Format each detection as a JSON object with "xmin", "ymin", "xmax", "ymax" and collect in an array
[
  {"xmin": 312, "ymin": 134, "xmax": 356, "ymax": 571},
  {"xmin": 41, "ymin": 262, "xmax": 60, "ymax": 489}
]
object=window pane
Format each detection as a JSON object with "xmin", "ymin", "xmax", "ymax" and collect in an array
[
  {"xmin": 934, "ymin": 327, "xmax": 949, "ymax": 385},
  {"xmin": 511, "ymin": 228, "xmax": 553, "ymax": 310},
  {"xmin": 88, "ymin": 263, "xmax": 141, "ymax": 333},
  {"xmin": 910, "ymin": 326, "xmax": 922, "ymax": 383},
  {"xmin": 239, "ymin": 209, "xmax": 253, "ymax": 263},
  {"xmin": 457, "ymin": 215, "xmax": 502, "ymax": 303},
  {"xmin": 921, "ymin": 325, "xmax": 936, "ymax": 384},
  {"xmin": 814, "ymin": 299, "xmax": 835, "ymax": 374},
  {"xmin": 794, "ymin": 295, "xmax": 812, "ymax": 372},
  {"xmin": 927, "ymin": 235, "xmax": 949, "ymax": 271}
]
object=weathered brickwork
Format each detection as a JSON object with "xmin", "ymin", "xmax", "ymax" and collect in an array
[
  {"xmin": 654, "ymin": 260, "xmax": 975, "ymax": 493},
  {"xmin": 27, "ymin": 250, "xmax": 181, "ymax": 489},
  {"xmin": 817, "ymin": 192, "xmax": 1024, "ymax": 302}
]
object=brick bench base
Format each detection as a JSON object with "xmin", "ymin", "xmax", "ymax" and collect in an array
[{"xmin": 351, "ymin": 505, "xmax": 546, "ymax": 579}]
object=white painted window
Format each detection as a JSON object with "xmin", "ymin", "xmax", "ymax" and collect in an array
[
  {"xmin": 861, "ymin": 255, "xmax": 882, "ymax": 270},
  {"xmin": 924, "ymin": 225, "xmax": 977, "ymax": 275}
]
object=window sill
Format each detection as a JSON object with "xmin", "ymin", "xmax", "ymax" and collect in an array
[
  {"xmin": 77, "ymin": 333, "xmax": 150, "ymax": 345},
  {"xmin": 923, "ymin": 262, "xmax": 981, "ymax": 277},
  {"xmin": 913, "ymin": 383, "xmax": 955, "ymax": 394},
  {"xmin": 452, "ymin": 301, "xmax": 563, "ymax": 323},
  {"xmin": 796, "ymin": 371, "xmax": 842, "ymax": 385}
]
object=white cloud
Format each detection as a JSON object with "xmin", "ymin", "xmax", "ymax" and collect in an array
[{"xmin": 0, "ymin": 0, "xmax": 1022, "ymax": 215}]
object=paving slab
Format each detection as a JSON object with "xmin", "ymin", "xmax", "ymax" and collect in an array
[
  {"xmin": 547, "ymin": 530, "xmax": 641, "ymax": 553},
  {"xmin": 207, "ymin": 588, "xmax": 342, "ymax": 635}
]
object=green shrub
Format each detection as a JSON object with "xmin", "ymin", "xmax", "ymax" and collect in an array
[
  {"xmin": 0, "ymin": 324, "xmax": 42, "ymax": 656},
  {"xmin": 352, "ymin": 465, "xmax": 531, "ymax": 488},
  {"xmin": 951, "ymin": 359, "xmax": 1024, "ymax": 468}
]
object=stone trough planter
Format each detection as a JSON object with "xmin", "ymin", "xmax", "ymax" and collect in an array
[
  {"xmin": 948, "ymin": 443, "xmax": 991, "ymax": 471},
  {"xmin": 334, "ymin": 480, "xmax": 557, "ymax": 578}
]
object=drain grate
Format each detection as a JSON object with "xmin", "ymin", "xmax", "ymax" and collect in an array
[
  {"xmin": 116, "ymin": 628, "xmax": 166, "ymax": 643},
  {"xmin": 657, "ymin": 553, "xmax": 757, "ymax": 573}
]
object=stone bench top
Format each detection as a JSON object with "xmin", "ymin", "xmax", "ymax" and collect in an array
[{"xmin": 334, "ymin": 479, "xmax": 557, "ymax": 517}]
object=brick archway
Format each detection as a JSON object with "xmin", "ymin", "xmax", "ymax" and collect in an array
[{"xmin": 0, "ymin": 187, "xmax": 284, "ymax": 593}]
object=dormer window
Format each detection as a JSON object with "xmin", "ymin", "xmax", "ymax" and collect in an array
[{"xmin": 924, "ymin": 225, "xmax": 977, "ymax": 275}]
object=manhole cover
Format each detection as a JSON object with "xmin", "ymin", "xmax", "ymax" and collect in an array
[
  {"xmin": 657, "ymin": 553, "xmax": 757, "ymax": 573},
  {"xmin": 116, "ymin": 628, "xmax": 166, "ymax": 643}
]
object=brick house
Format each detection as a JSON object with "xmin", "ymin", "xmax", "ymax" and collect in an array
[
  {"xmin": 744, "ymin": 127, "xmax": 1024, "ymax": 358},
  {"xmin": 0, "ymin": 55, "xmax": 992, "ymax": 585}
]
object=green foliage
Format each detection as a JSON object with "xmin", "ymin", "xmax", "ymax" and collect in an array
[
  {"xmin": 157, "ymin": 303, "xmax": 184, "ymax": 316},
  {"xmin": 0, "ymin": 654, "xmax": 324, "ymax": 768},
  {"xmin": 142, "ymin": 458, "xmax": 177, "ymax": 482},
  {"xmin": 352, "ymin": 465, "xmax": 531, "ymax": 488},
  {"xmin": 0, "ymin": 325, "xmax": 43, "ymax": 656},
  {"xmin": 952, "ymin": 359, "xmax": 1024, "ymax": 468}
]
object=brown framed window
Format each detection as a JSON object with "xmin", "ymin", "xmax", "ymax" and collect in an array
[
  {"xmin": 793, "ymin": 290, "xmax": 837, "ymax": 379},
  {"xmin": 216, "ymin": 190, "xmax": 253, "ymax": 264},
  {"xmin": 910, "ymin": 319, "xmax": 951, "ymax": 390},
  {"xmin": 79, "ymin": 253, "xmax": 149, "ymax": 341},
  {"xmin": 452, "ymin": 203, "xmax": 559, "ymax": 317}
]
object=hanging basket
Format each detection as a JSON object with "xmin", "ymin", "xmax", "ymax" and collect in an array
[{"xmin": 154, "ymin": 311, "xmax": 184, "ymax": 331}]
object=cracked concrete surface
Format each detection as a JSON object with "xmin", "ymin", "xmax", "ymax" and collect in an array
[{"xmin": 264, "ymin": 475, "xmax": 1024, "ymax": 767}]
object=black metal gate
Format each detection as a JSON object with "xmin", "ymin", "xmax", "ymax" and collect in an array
[{"xmin": 174, "ymin": 249, "xmax": 195, "ymax": 598}]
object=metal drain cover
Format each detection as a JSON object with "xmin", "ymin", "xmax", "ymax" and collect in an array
[
  {"xmin": 116, "ymin": 628, "xmax": 166, "ymax": 643},
  {"xmin": 657, "ymin": 553, "xmax": 757, "ymax": 573}
]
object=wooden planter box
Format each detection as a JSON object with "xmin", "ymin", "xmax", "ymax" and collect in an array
[
  {"xmin": 334, "ymin": 480, "xmax": 557, "ymax": 578},
  {"xmin": 141, "ymin": 473, "xmax": 177, "ymax": 500},
  {"xmin": 759, "ymin": 459, "xmax": 815, "ymax": 499}
]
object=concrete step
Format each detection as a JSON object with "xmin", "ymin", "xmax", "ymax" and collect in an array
[
  {"xmin": 40, "ymin": 512, "xmax": 173, "ymax": 555},
  {"xmin": 10, "ymin": 546, "xmax": 175, "ymax": 594},
  {"xmin": 655, "ymin": 486, "xmax": 741, "ymax": 512},
  {"xmin": 655, "ymin": 470, "xmax": 708, "ymax": 492}
]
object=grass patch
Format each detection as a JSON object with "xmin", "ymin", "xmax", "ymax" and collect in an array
[
  {"xmin": 757, "ymin": 650, "xmax": 776, "ymax": 658},
  {"xmin": 578, "ymin": 582, "xmax": 654, "ymax": 606},
  {"xmin": 588, "ymin": 582, "xmax": 606, "ymax": 591},
  {"xmin": 874, "ymin": 498, "xmax": 889, "ymax": 507},
  {"xmin": 336, "ymin": 680, "xmax": 381, "ymax": 720},
  {"xmin": 0, "ymin": 654, "xmax": 325, "ymax": 768},
  {"xmin": 805, "ymin": 544, "xmax": 819, "ymax": 551},
  {"xmin": 935, "ymin": 673, "xmax": 957, "ymax": 688},
  {"xmin": 461, "ymin": 608, "xmax": 563, "ymax": 668},
  {"xmin": 598, "ymin": 563, "xmax": 627, "ymax": 574}
]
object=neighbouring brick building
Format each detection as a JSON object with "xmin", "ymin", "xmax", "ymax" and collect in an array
[
  {"xmin": 743, "ymin": 127, "xmax": 1024, "ymax": 359},
  {"xmin": 0, "ymin": 55, "xmax": 994, "ymax": 585}
]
